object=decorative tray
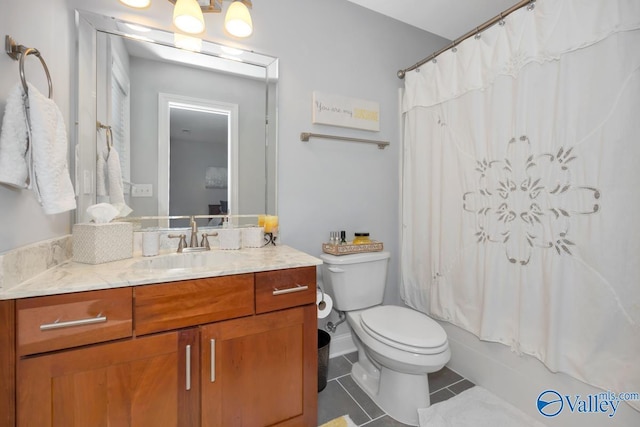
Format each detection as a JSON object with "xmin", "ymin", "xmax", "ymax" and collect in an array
[{"xmin": 322, "ymin": 241, "xmax": 383, "ymax": 255}]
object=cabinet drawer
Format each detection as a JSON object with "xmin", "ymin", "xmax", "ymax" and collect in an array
[
  {"xmin": 255, "ymin": 267, "xmax": 316, "ymax": 314},
  {"xmin": 134, "ymin": 274, "xmax": 254, "ymax": 335},
  {"xmin": 17, "ymin": 288, "xmax": 133, "ymax": 356}
]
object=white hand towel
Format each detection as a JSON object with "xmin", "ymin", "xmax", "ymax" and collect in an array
[
  {"xmin": 0, "ymin": 85, "xmax": 29, "ymax": 188},
  {"xmin": 27, "ymin": 83, "xmax": 77, "ymax": 214},
  {"xmin": 106, "ymin": 146, "xmax": 132, "ymax": 217},
  {"xmin": 96, "ymin": 147, "xmax": 108, "ymax": 197}
]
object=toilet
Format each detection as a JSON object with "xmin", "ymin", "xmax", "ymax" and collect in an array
[{"xmin": 320, "ymin": 251, "xmax": 450, "ymax": 426}]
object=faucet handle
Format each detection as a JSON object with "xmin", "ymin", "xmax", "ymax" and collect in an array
[
  {"xmin": 201, "ymin": 232, "xmax": 218, "ymax": 250},
  {"xmin": 168, "ymin": 234, "xmax": 187, "ymax": 253}
]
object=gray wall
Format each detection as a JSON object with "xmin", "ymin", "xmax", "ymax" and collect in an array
[
  {"xmin": 0, "ymin": 0, "xmax": 73, "ymax": 252},
  {"xmin": 169, "ymin": 135, "xmax": 227, "ymax": 217}
]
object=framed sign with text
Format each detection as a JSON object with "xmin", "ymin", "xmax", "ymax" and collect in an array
[{"xmin": 312, "ymin": 91, "xmax": 380, "ymax": 131}]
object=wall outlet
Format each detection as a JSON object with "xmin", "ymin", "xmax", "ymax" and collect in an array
[{"xmin": 131, "ymin": 184, "xmax": 153, "ymax": 197}]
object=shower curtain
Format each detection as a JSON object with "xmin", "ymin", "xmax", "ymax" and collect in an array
[{"xmin": 401, "ymin": 0, "xmax": 640, "ymax": 409}]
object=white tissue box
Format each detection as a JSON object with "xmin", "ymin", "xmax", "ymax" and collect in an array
[{"xmin": 72, "ymin": 222, "xmax": 133, "ymax": 264}]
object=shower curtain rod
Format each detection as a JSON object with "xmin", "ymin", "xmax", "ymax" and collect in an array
[{"xmin": 397, "ymin": 0, "xmax": 535, "ymax": 79}]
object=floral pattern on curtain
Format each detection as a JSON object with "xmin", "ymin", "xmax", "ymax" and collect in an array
[{"xmin": 401, "ymin": 0, "xmax": 640, "ymax": 410}]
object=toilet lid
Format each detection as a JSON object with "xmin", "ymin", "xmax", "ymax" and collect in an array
[{"xmin": 360, "ymin": 306, "xmax": 447, "ymax": 353}]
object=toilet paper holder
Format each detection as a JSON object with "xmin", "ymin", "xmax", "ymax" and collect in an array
[{"xmin": 317, "ymin": 285, "xmax": 326, "ymax": 310}]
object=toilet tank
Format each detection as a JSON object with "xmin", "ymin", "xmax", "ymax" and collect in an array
[{"xmin": 319, "ymin": 251, "xmax": 390, "ymax": 311}]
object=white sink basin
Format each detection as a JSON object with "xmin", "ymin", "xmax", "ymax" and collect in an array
[{"xmin": 133, "ymin": 250, "xmax": 245, "ymax": 271}]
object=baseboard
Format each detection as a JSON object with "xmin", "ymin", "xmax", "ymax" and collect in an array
[{"xmin": 327, "ymin": 331, "xmax": 356, "ymax": 358}]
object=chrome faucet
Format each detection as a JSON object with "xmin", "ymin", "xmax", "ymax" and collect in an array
[
  {"xmin": 169, "ymin": 217, "xmax": 215, "ymax": 253},
  {"xmin": 189, "ymin": 216, "xmax": 199, "ymax": 248}
]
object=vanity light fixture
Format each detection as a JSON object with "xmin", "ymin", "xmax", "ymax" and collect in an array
[
  {"xmin": 166, "ymin": 0, "xmax": 253, "ymax": 37},
  {"xmin": 119, "ymin": 0, "xmax": 253, "ymax": 37}
]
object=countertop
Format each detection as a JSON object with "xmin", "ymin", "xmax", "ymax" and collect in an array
[{"xmin": 0, "ymin": 245, "xmax": 322, "ymax": 300}]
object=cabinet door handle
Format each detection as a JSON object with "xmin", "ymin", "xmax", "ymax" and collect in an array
[
  {"xmin": 185, "ymin": 344, "xmax": 191, "ymax": 391},
  {"xmin": 272, "ymin": 284, "xmax": 308, "ymax": 296},
  {"xmin": 39, "ymin": 314, "xmax": 107, "ymax": 331},
  {"xmin": 210, "ymin": 339, "xmax": 216, "ymax": 383}
]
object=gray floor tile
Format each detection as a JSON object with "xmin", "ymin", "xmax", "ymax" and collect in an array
[
  {"xmin": 427, "ymin": 366, "xmax": 463, "ymax": 392},
  {"xmin": 320, "ymin": 354, "xmax": 474, "ymax": 426},
  {"xmin": 328, "ymin": 355, "xmax": 353, "ymax": 380},
  {"xmin": 429, "ymin": 387, "xmax": 456, "ymax": 405},
  {"xmin": 448, "ymin": 379, "xmax": 475, "ymax": 395},
  {"xmin": 344, "ymin": 351, "xmax": 359, "ymax": 364},
  {"xmin": 362, "ymin": 415, "xmax": 413, "ymax": 427},
  {"xmin": 318, "ymin": 380, "xmax": 371, "ymax": 426},
  {"xmin": 337, "ymin": 375, "xmax": 385, "ymax": 420}
]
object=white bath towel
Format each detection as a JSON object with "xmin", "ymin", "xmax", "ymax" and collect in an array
[
  {"xmin": 27, "ymin": 83, "xmax": 76, "ymax": 214},
  {"xmin": 0, "ymin": 85, "xmax": 29, "ymax": 188},
  {"xmin": 106, "ymin": 146, "xmax": 132, "ymax": 217}
]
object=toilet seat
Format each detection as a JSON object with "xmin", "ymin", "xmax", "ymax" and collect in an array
[{"xmin": 360, "ymin": 306, "xmax": 448, "ymax": 355}]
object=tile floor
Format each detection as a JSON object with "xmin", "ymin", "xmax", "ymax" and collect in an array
[{"xmin": 318, "ymin": 352, "xmax": 475, "ymax": 426}]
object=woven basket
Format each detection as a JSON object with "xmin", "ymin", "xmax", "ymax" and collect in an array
[{"xmin": 322, "ymin": 241, "xmax": 383, "ymax": 255}]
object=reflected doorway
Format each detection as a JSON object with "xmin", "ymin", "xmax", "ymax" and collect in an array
[{"xmin": 158, "ymin": 93, "xmax": 239, "ymax": 228}]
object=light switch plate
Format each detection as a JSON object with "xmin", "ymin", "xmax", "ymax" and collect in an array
[{"xmin": 131, "ymin": 184, "xmax": 153, "ymax": 197}]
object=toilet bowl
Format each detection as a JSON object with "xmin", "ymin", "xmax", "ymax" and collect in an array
[
  {"xmin": 320, "ymin": 252, "xmax": 450, "ymax": 426},
  {"xmin": 347, "ymin": 307, "xmax": 450, "ymax": 425}
]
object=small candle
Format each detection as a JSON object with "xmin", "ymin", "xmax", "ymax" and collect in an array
[
  {"xmin": 264, "ymin": 215, "xmax": 278, "ymax": 233},
  {"xmin": 258, "ymin": 215, "xmax": 266, "ymax": 227}
]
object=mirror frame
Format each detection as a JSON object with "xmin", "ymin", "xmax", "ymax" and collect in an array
[{"xmin": 73, "ymin": 10, "xmax": 279, "ymax": 226}]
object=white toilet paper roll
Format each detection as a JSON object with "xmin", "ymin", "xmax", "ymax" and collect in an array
[{"xmin": 316, "ymin": 290, "xmax": 333, "ymax": 319}]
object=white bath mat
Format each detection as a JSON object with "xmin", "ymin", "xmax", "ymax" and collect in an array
[{"xmin": 418, "ymin": 386, "xmax": 546, "ymax": 427}]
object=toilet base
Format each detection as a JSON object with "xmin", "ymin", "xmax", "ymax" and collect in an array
[{"xmin": 351, "ymin": 360, "xmax": 430, "ymax": 426}]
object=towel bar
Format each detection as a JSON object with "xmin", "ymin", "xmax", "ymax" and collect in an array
[{"xmin": 300, "ymin": 132, "xmax": 389, "ymax": 149}]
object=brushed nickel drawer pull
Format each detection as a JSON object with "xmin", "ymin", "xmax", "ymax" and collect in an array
[
  {"xmin": 210, "ymin": 339, "xmax": 216, "ymax": 383},
  {"xmin": 39, "ymin": 314, "xmax": 107, "ymax": 331},
  {"xmin": 272, "ymin": 284, "xmax": 309, "ymax": 296},
  {"xmin": 186, "ymin": 344, "xmax": 192, "ymax": 391}
]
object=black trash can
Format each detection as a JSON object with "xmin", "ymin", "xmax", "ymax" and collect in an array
[{"xmin": 318, "ymin": 329, "xmax": 331, "ymax": 392}]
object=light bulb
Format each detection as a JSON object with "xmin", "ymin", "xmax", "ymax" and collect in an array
[
  {"xmin": 224, "ymin": 1, "xmax": 253, "ymax": 38},
  {"xmin": 173, "ymin": 0, "xmax": 205, "ymax": 34},
  {"xmin": 119, "ymin": 0, "xmax": 151, "ymax": 8}
]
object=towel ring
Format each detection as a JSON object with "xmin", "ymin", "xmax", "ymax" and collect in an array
[
  {"xmin": 97, "ymin": 121, "xmax": 114, "ymax": 153},
  {"xmin": 5, "ymin": 35, "xmax": 53, "ymax": 99}
]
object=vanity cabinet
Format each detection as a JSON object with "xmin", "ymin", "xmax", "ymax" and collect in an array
[
  {"xmin": 17, "ymin": 329, "xmax": 199, "ymax": 427},
  {"xmin": 199, "ymin": 268, "xmax": 317, "ymax": 426},
  {"xmin": 7, "ymin": 266, "xmax": 317, "ymax": 427}
]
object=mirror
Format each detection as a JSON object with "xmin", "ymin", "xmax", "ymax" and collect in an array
[{"xmin": 74, "ymin": 10, "xmax": 278, "ymax": 228}]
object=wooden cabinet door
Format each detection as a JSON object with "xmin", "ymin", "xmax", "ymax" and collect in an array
[
  {"xmin": 201, "ymin": 305, "xmax": 317, "ymax": 427},
  {"xmin": 17, "ymin": 329, "xmax": 199, "ymax": 427}
]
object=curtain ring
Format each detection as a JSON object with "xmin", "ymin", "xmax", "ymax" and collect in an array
[
  {"xmin": 474, "ymin": 27, "xmax": 481, "ymax": 40},
  {"xmin": 527, "ymin": 0, "xmax": 536, "ymax": 11},
  {"xmin": 498, "ymin": 13, "xmax": 506, "ymax": 26}
]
